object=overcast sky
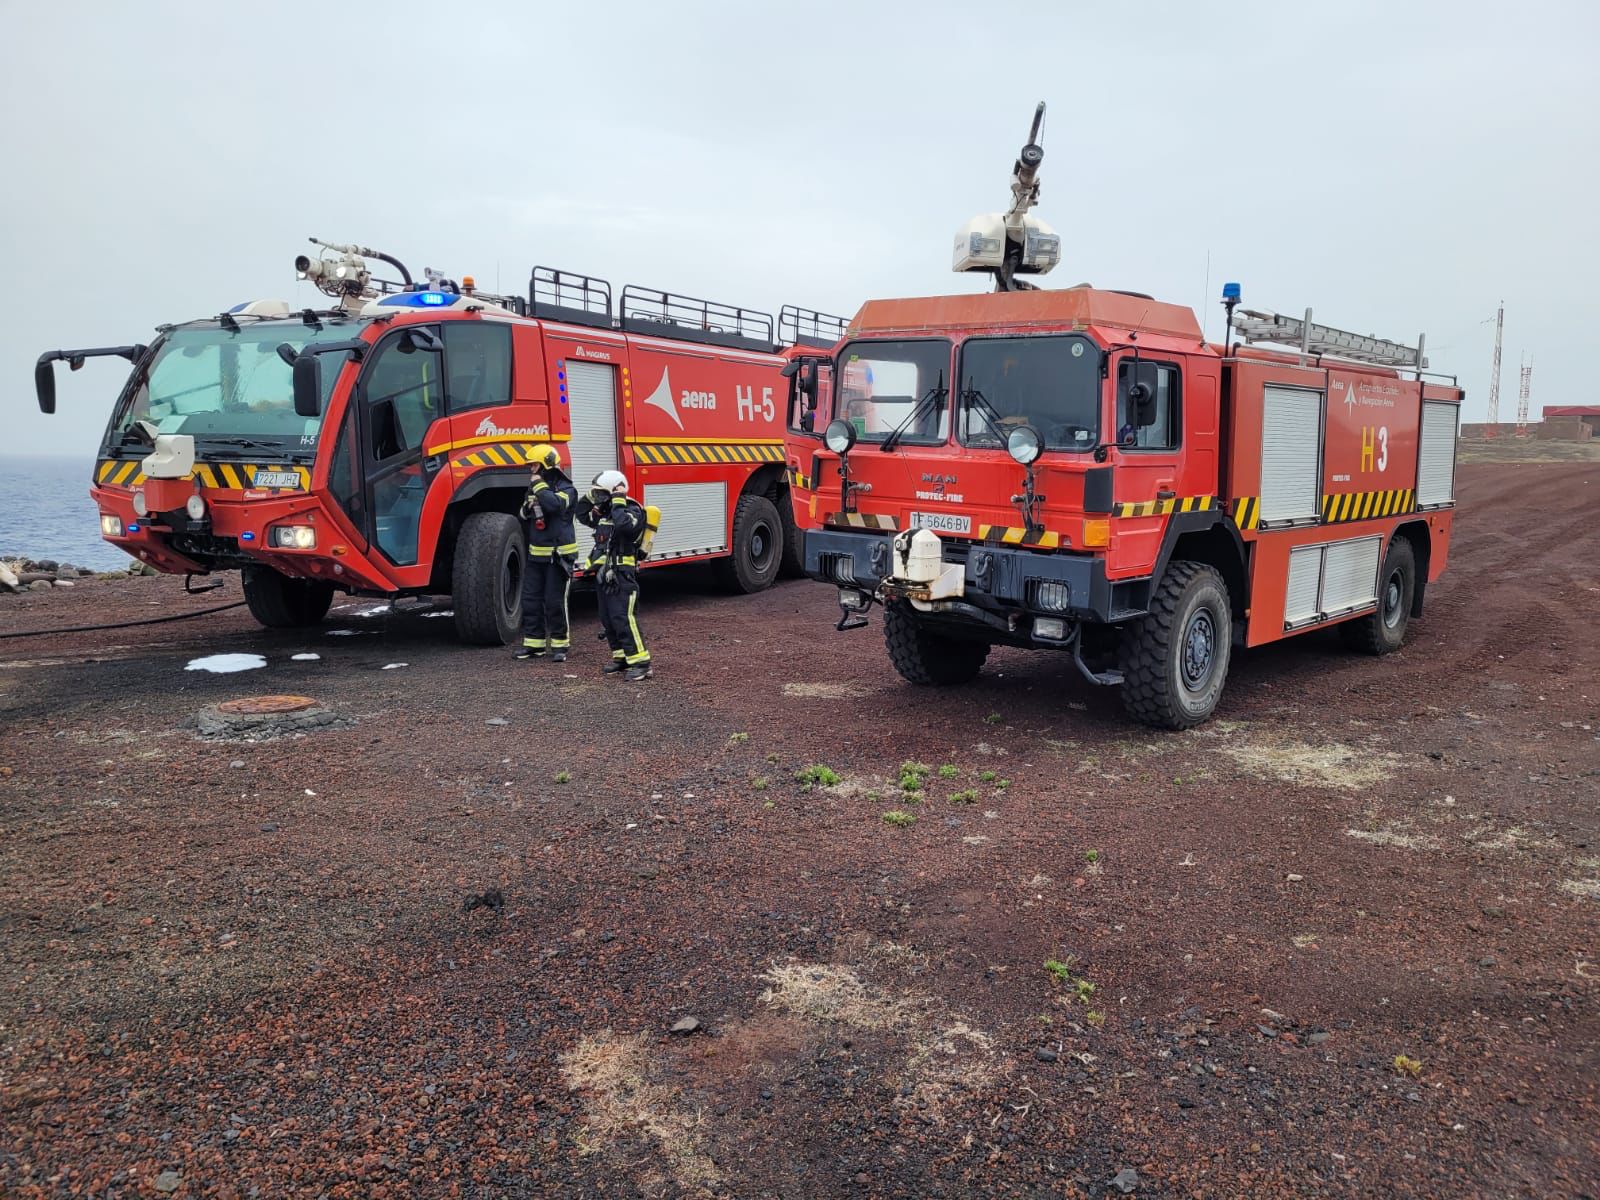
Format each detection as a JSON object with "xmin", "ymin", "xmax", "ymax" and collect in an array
[{"xmin": 2, "ymin": 0, "xmax": 1593, "ymax": 463}]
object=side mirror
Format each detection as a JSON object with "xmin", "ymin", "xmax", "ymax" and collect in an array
[
  {"xmin": 292, "ymin": 353, "xmax": 324, "ymax": 418},
  {"xmin": 801, "ymin": 360, "xmax": 819, "ymax": 399},
  {"xmin": 399, "ymin": 327, "xmax": 443, "ymax": 354},
  {"xmin": 276, "ymin": 343, "xmax": 299, "ymax": 368},
  {"xmin": 1127, "ymin": 361, "xmax": 1161, "ymax": 427},
  {"xmin": 34, "ymin": 357, "xmax": 56, "ymax": 414}
]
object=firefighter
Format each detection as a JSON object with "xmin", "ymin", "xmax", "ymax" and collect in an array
[
  {"xmin": 576, "ymin": 469, "xmax": 652, "ymax": 681},
  {"xmin": 515, "ymin": 444, "xmax": 579, "ymax": 661}
]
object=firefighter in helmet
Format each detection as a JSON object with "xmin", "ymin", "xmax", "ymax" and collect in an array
[
  {"xmin": 515, "ymin": 444, "xmax": 579, "ymax": 661},
  {"xmin": 576, "ymin": 469, "xmax": 652, "ymax": 681}
]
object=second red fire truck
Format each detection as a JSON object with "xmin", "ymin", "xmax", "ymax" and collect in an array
[
  {"xmin": 36, "ymin": 241, "xmax": 845, "ymax": 644},
  {"xmin": 783, "ymin": 105, "xmax": 1461, "ymax": 727}
]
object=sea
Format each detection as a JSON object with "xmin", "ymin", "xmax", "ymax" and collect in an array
[{"xmin": 0, "ymin": 454, "xmax": 133, "ymax": 571}]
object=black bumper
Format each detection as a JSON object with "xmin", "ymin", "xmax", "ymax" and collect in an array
[{"xmin": 803, "ymin": 528, "xmax": 1139, "ymax": 624}]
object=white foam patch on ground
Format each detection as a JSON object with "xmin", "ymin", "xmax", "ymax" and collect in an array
[
  {"xmin": 420, "ymin": 610, "xmax": 454, "ymax": 619},
  {"xmin": 341, "ymin": 604, "xmax": 390, "ymax": 618},
  {"xmin": 326, "ymin": 629, "xmax": 376, "ymax": 637},
  {"xmin": 381, "ymin": 662, "xmax": 408, "ymax": 670},
  {"xmin": 291, "ymin": 653, "xmax": 320, "ymax": 662},
  {"xmin": 783, "ymin": 682, "xmax": 869, "ymax": 699},
  {"xmin": 184, "ymin": 653, "xmax": 267, "ymax": 674}
]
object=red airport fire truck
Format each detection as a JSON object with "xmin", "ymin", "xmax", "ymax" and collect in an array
[
  {"xmin": 783, "ymin": 105, "xmax": 1461, "ymax": 727},
  {"xmin": 36, "ymin": 240, "xmax": 846, "ymax": 643}
]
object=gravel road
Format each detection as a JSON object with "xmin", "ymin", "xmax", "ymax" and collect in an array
[{"xmin": 2, "ymin": 461, "xmax": 1596, "ymax": 1198}]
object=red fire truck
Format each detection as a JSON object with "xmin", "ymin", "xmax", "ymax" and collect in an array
[
  {"xmin": 783, "ymin": 107, "xmax": 1461, "ymax": 727},
  {"xmin": 35, "ymin": 240, "xmax": 846, "ymax": 643}
]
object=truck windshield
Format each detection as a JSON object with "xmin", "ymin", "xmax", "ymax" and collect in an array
[
  {"xmin": 957, "ymin": 334, "xmax": 1101, "ymax": 452},
  {"xmin": 107, "ymin": 321, "xmax": 365, "ymax": 454},
  {"xmin": 835, "ymin": 339, "xmax": 952, "ymax": 445}
]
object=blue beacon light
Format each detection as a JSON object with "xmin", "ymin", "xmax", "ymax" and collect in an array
[{"xmin": 1221, "ymin": 282, "xmax": 1241, "ymax": 302}]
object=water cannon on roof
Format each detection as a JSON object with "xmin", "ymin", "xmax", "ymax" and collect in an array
[
  {"xmin": 294, "ymin": 238, "xmax": 415, "ymax": 314},
  {"xmin": 953, "ymin": 102, "xmax": 1061, "ymax": 291}
]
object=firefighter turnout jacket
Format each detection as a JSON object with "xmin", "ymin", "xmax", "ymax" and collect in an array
[
  {"xmin": 578, "ymin": 491, "xmax": 651, "ymax": 668},
  {"xmin": 521, "ymin": 471, "xmax": 579, "ymax": 557}
]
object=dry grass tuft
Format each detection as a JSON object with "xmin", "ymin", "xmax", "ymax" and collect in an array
[{"xmin": 1216, "ymin": 735, "xmax": 1398, "ymax": 790}]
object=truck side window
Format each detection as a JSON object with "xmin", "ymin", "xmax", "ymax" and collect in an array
[
  {"xmin": 787, "ymin": 362, "xmax": 833, "ymax": 436},
  {"xmin": 1117, "ymin": 361, "xmax": 1180, "ymax": 451},
  {"xmin": 444, "ymin": 323, "xmax": 512, "ymax": 411},
  {"xmin": 363, "ymin": 334, "xmax": 444, "ymax": 461}
]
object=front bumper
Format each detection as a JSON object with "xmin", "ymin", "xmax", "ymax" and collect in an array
[{"xmin": 803, "ymin": 528, "xmax": 1136, "ymax": 624}]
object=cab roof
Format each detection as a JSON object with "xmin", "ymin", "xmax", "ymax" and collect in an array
[{"xmin": 846, "ymin": 287, "xmax": 1204, "ymax": 343}]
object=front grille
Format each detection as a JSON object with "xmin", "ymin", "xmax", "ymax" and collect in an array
[
  {"xmin": 1026, "ymin": 578, "xmax": 1071, "ymax": 613},
  {"xmin": 169, "ymin": 532, "xmax": 253, "ymax": 567},
  {"xmin": 820, "ymin": 553, "xmax": 856, "ymax": 585}
]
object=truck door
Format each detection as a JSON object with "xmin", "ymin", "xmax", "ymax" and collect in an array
[
  {"xmin": 358, "ymin": 327, "xmax": 447, "ymax": 568},
  {"xmin": 1110, "ymin": 354, "xmax": 1188, "ymax": 574},
  {"xmin": 563, "ymin": 359, "xmax": 622, "ymax": 562}
]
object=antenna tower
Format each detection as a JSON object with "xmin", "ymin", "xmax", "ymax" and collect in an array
[
  {"xmin": 1516, "ymin": 354, "xmax": 1532, "ymax": 436},
  {"xmin": 1485, "ymin": 302, "xmax": 1504, "ymax": 437}
]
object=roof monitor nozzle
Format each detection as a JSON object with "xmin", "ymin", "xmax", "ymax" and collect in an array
[
  {"xmin": 953, "ymin": 101, "xmax": 1060, "ymax": 292},
  {"xmin": 295, "ymin": 238, "xmax": 415, "ymax": 314}
]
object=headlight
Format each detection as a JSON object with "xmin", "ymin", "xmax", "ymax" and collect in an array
[
  {"xmin": 131, "ymin": 490, "xmax": 149, "ymax": 517},
  {"xmin": 185, "ymin": 494, "xmax": 207, "ymax": 521},
  {"xmin": 1007, "ymin": 425, "xmax": 1043, "ymax": 466},
  {"xmin": 824, "ymin": 418, "xmax": 857, "ymax": 455},
  {"xmin": 1033, "ymin": 616, "xmax": 1067, "ymax": 640},
  {"xmin": 272, "ymin": 524, "xmax": 317, "ymax": 549},
  {"xmin": 838, "ymin": 587, "xmax": 870, "ymax": 610},
  {"xmin": 100, "ymin": 514, "xmax": 123, "ymax": 537}
]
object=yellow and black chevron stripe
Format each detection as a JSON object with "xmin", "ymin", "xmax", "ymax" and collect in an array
[
  {"xmin": 452, "ymin": 441, "xmax": 552, "ymax": 469},
  {"xmin": 631, "ymin": 442, "xmax": 785, "ymax": 466},
  {"xmin": 1113, "ymin": 495, "xmax": 1220, "ymax": 519},
  {"xmin": 1230, "ymin": 496, "xmax": 1261, "ymax": 531},
  {"xmin": 1321, "ymin": 488, "xmax": 1414, "ymax": 524},
  {"xmin": 979, "ymin": 525, "xmax": 1061, "ymax": 548},
  {"xmin": 95, "ymin": 459, "xmax": 309, "ymax": 491},
  {"xmin": 827, "ymin": 511, "xmax": 898, "ymax": 531},
  {"xmin": 788, "ymin": 467, "xmax": 813, "ymax": 490}
]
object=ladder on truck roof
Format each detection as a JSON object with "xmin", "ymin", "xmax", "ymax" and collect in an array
[{"xmin": 1231, "ymin": 308, "xmax": 1426, "ymax": 371}]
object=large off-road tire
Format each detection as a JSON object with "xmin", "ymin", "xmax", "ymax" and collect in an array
[
  {"xmin": 778, "ymin": 489, "xmax": 805, "ymax": 578},
  {"xmin": 1340, "ymin": 537, "xmax": 1415, "ymax": 655},
  {"xmin": 452, "ymin": 511, "xmax": 524, "ymax": 645},
  {"xmin": 1120, "ymin": 561, "xmax": 1232, "ymax": 730},
  {"xmin": 241, "ymin": 565, "xmax": 334, "ymax": 629},
  {"xmin": 883, "ymin": 600, "xmax": 990, "ymax": 685},
  {"xmin": 713, "ymin": 493, "xmax": 784, "ymax": 594}
]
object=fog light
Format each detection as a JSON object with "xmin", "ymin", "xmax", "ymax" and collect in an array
[
  {"xmin": 185, "ymin": 494, "xmax": 207, "ymax": 521},
  {"xmin": 273, "ymin": 524, "xmax": 317, "ymax": 549},
  {"xmin": 838, "ymin": 587, "xmax": 870, "ymax": 611},
  {"xmin": 1033, "ymin": 616, "xmax": 1067, "ymax": 640},
  {"xmin": 100, "ymin": 514, "xmax": 123, "ymax": 537},
  {"xmin": 131, "ymin": 490, "xmax": 149, "ymax": 517},
  {"xmin": 1028, "ymin": 579, "xmax": 1072, "ymax": 612}
]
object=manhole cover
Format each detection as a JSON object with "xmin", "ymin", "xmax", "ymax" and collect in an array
[
  {"xmin": 193, "ymin": 695, "xmax": 349, "ymax": 741},
  {"xmin": 217, "ymin": 695, "xmax": 319, "ymax": 716}
]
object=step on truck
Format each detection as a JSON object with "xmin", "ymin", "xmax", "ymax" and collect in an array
[
  {"xmin": 782, "ymin": 104, "xmax": 1461, "ymax": 728},
  {"xmin": 35, "ymin": 240, "xmax": 847, "ymax": 642}
]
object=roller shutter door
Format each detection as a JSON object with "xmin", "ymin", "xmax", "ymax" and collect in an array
[
  {"xmin": 1416, "ymin": 401, "xmax": 1459, "ymax": 507},
  {"xmin": 564, "ymin": 362, "xmax": 620, "ymax": 561},
  {"xmin": 643, "ymin": 481, "xmax": 728, "ymax": 560},
  {"xmin": 1259, "ymin": 386, "xmax": 1323, "ymax": 524},
  {"xmin": 1284, "ymin": 545, "xmax": 1323, "ymax": 628},
  {"xmin": 1321, "ymin": 536, "xmax": 1381, "ymax": 615}
]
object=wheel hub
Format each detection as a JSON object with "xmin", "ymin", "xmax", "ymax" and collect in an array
[
  {"xmin": 1383, "ymin": 572, "xmax": 1404, "ymax": 627},
  {"xmin": 1181, "ymin": 610, "xmax": 1215, "ymax": 688}
]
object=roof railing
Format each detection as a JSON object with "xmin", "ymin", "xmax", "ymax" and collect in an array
[
  {"xmin": 779, "ymin": 305, "xmax": 849, "ymax": 349},
  {"xmin": 530, "ymin": 266, "xmax": 615, "ymax": 330},
  {"xmin": 619, "ymin": 285, "xmax": 775, "ymax": 353}
]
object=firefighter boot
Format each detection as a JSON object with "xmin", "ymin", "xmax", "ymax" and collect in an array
[
  {"xmin": 513, "ymin": 646, "xmax": 545, "ymax": 661},
  {"xmin": 624, "ymin": 664, "xmax": 653, "ymax": 682},
  {"xmin": 602, "ymin": 655, "xmax": 627, "ymax": 675}
]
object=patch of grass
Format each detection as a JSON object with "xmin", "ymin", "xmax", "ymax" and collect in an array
[
  {"xmin": 984, "ymin": 712, "xmax": 1003, "ymax": 725},
  {"xmin": 900, "ymin": 791, "xmax": 924, "ymax": 805},
  {"xmin": 900, "ymin": 774, "xmax": 925, "ymax": 793},
  {"xmin": 1044, "ymin": 958, "xmax": 1075, "ymax": 984},
  {"xmin": 727, "ymin": 732, "xmax": 749, "ymax": 745},
  {"xmin": 1393, "ymin": 1054, "xmax": 1423, "ymax": 1079},
  {"xmin": 881, "ymin": 810, "xmax": 917, "ymax": 828},
  {"xmin": 1045, "ymin": 956, "xmax": 1097, "ymax": 1006},
  {"xmin": 995, "ymin": 779, "xmax": 1010, "ymax": 791},
  {"xmin": 1084, "ymin": 849, "xmax": 1099, "ymax": 864},
  {"xmin": 938, "ymin": 764, "xmax": 959, "ymax": 779},
  {"xmin": 948, "ymin": 788, "xmax": 979, "ymax": 804},
  {"xmin": 766, "ymin": 752, "xmax": 781, "ymax": 764},
  {"xmin": 762, "ymin": 800, "xmax": 775, "ymax": 810},
  {"xmin": 554, "ymin": 770, "xmax": 572, "ymax": 784},
  {"xmin": 752, "ymin": 777, "xmax": 770, "ymax": 792},
  {"xmin": 978, "ymin": 770, "xmax": 997, "ymax": 783},
  {"xmin": 865, "ymin": 790, "xmax": 882, "ymax": 803},
  {"xmin": 898, "ymin": 761, "xmax": 932, "ymax": 792},
  {"xmin": 1085, "ymin": 1010, "xmax": 1106, "ymax": 1028},
  {"xmin": 795, "ymin": 764, "xmax": 840, "ymax": 788}
]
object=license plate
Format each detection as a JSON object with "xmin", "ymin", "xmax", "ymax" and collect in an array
[
  {"xmin": 252, "ymin": 470, "xmax": 301, "ymax": 489},
  {"xmin": 909, "ymin": 511, "xmax": 971, "ymax": 535}
]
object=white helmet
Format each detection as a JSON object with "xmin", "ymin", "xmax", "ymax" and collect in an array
[{"xmin": 592, "ymin": 469, "xmax": 628, "ymax": 494}]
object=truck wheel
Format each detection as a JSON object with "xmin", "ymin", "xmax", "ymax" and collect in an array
[
  {"xmin": 1340, "ymin": 537, "xmax": 1415, "ymax": 655},
  {"xmin": 884, "ymin": 600, "xmax": 990, "ymax": 685},
  {"xmin": 778, "ymin": 491, "xmax": 805, "ymax": 578},
  {"xmin": 241, "ymin": 565, "xmax": 334, "ymax": 629},
  {"xmin": 452, "ymin": 511, "xmax": 523, "ymax": 645},
  {"xmin": 1120, "ymin": 561, "xmax": 1231, "ymax": 729},
  {"xmin": 714, "ymin": 493, "xmax": 783, "ymax": 593}
]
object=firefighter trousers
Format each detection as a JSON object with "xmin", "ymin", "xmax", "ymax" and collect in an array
[
  {"xmin": 597, "ymin": 575, "xmax": 650, "ymax": 666},
  {"xmin": 520, "ymin": 552, "xmax": 573, "ymax": 650}
]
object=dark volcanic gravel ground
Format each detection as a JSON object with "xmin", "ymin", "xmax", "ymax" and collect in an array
[{"xmin": 2, "ymin": 461, "xmax": 1597, "ymax": 1199}]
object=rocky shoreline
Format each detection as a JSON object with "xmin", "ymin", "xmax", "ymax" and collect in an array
[{"xmin": 0, "ymin": 555, "xmax": 157, "ymax": 594}]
